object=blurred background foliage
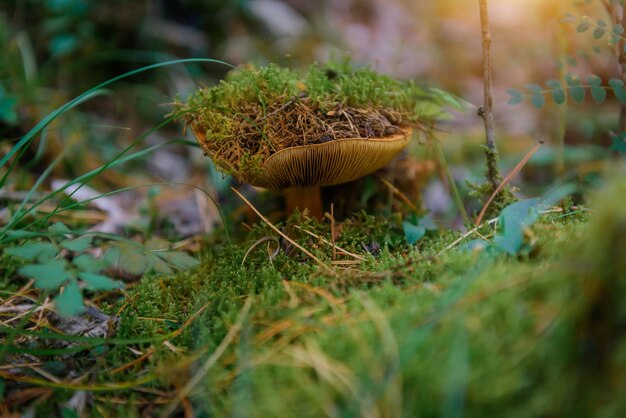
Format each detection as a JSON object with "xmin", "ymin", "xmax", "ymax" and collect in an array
[{"xmin": 0, "ymin": 0, "xmax": 621, "ymax": 236}]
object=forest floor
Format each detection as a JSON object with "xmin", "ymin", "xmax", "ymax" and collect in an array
[{"xmin": 2, "ymin": 176, "xmax": 625, "ymax": 417}]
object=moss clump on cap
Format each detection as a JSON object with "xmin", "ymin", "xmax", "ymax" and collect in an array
[{"xmin": 175, "ymin": 61, "xmax": 452, "ymax": 179}]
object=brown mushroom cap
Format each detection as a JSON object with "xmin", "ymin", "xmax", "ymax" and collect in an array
[{"xmin": 192, "ymin": 127, "xmax": 412, "ymax": 190}]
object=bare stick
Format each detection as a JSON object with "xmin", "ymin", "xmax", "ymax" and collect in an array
[
  {"xmin": 479, "ymin": 0, "xmax": 496, "ymax": 152},
  {"xmin": 475, "ymin": 140, "xmax": 543, "ymax": 226}
]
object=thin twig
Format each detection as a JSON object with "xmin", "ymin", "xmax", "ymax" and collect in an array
[
  {"xmin": 294, "ymin": 225, "xmax": 365, "ymax": 261},
  {"xmin": 475, "ymin": 140, "xmax": 544, "ymax": 226},
  {"xmin": 380, "ymin": 178, "xmax": 421, "ymax": 215},
  {"xmin": 232, "ymin": 187, "xmax": 335, "ymax": 274},
  {"xmin": 241, "ymin": 236, "xmax": 280, "ymax": 267},
  {"xmin": 437, "ymin": 217, "xmax": 499, "ymax": 257},
  {"xmin": 479, "ymin": 0, "xmax": 496, "ymax": 153},
  {"xmin": 255, "ymin": 93, "xmax": 305, "ymax": 122}
]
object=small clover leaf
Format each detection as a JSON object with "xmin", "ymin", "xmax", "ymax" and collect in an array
[
  {"xmin": 19, "ymin": 260, "xmax": 73, "ymax": 290},
  {"xmin": 5, "ymin": 242, "xmax": 58, "ymax": 262},
  {"xmin": 54, "ymin": 279, "xmax": 84, "ymax": 316},
  {"xmin": 77, "ymin": 272, "xmax": 123, "ymax": 291}
]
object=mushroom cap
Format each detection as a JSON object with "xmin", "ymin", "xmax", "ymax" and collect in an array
[{"xmin": 192, "ymin": 126, "xmax": 412, "ymax": 190}]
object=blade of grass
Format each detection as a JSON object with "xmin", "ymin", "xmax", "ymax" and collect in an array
[
  {"xmin": 0, "ymin": 58, "xmax": 234, "ymax": 176},
  {"xmin": 159, "ymin": 298, "xmax": 253, "ymax": 418},
  {"xmin": 231, "ymin": 187, "xmax": 334, "ymax": 274},
  {"xmin": 433, "ymin": 139, "xmax": 470, "ymax": 225}
]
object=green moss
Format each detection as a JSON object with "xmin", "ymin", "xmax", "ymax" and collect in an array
[
  {"xmin": 175, "ymin": 61, "xmax": 451, "ymax": 178},
  {"xmin": 7, "ymin": 179, "xmax": 624, "ymax": 417}
]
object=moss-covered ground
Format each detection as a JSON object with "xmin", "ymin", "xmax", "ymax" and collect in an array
[{"xmin": 3, "ymin": 180, "xmax": 626, "ymax": 417}]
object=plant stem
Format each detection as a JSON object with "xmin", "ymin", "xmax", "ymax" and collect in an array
[
  {"xmin": 617, "ymin": 3, "xmax": 626, "ymax": 133},
  {"xmin": 556, "ymin": 2, "xmax": 569, "ymax": 177},
  {"xmin": 478, "ymin": 0, "xmax": 499, "ymax": 189}
]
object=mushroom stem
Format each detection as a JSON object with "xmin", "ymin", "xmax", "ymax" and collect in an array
[{"xmin": 283, "ymin": 186, "xmax": 323, "ymax": 220}]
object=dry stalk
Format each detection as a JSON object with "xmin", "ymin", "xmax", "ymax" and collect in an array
[
  {"xmin": 479, "ymin": 0, "xmax": 500, "ymax": 189},
  {"xmin": 231, "ymin": 187, "xmax": 335, "ymax": 275}
]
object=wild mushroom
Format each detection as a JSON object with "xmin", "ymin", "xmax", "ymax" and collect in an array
[
  {"xmin": 178, "ymin": 62, "xmax": 449, "ymax": 219},
  {"xmin": 191, "ymin": 125, "xmax": 412, "ymax": 219}
]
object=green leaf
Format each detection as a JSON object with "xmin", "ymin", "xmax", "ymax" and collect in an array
[
  {"xmin": 506, "ymin": 88, "xmax": 523, "ymax": 105},
  {"xmin": 77, "ymin": 272, "xmax": 123, "ymax": 290},
  {"xmin": 610, "ymin": 133, "xmax": 626, "ymax": 152},
  {"xmin": 494, "ymin": 186, "xmax": 575, "ymax": 255},
  {"xmin": 104, "ymin": 246, "xmax": 121, "ymax": 265},
  {"xmin": 494, "ymin": 198, "xmax": 541, "ymax": 255},
  {"xmin": 525, "ymin": 83, "xmax": 543, "ymax": 93},
  {"xmin": 4, "ymin": 230, "xmax": 41, "ymax": 239},
  {"xmin": 577, "ymin": 20, "xmax": 590, "ymax": 32},
  {"xmin": 419, "ymin": 216, "xmax": 438, "ymax": 231},
  {"xmin": 116, "ymin": 244, "xmax": 148, "ymax": 275},
  {"xmin": 541, "ymin": 184, "xmax": 577, "ymax": 208},
  {"xmin": 48, "ymin": 222, "xmax": 70, "ymax": 235},
  {"xmin": 0, "ymin": 95, "xmax": 18, "ymax": 125},
  {"xmin": 610, "ymin": 78, "xmax": 626, "ymax": 104},
  {"xmin": 590, "ymin": 85, "xmax": 607, "ymax": 103},
  {"xmin": 597, "ymin": 19, "xmax": 608, "ymax": 27},
  {"xmin": 19, "ymin": 260, "xmax": 72, "ymax": 290},
  {"xmin": 162, "ymin": 251, "xmax": 201, "ymax": 270},
  {"xmin": 5, "ymin": 242, "xmax": 58, "ymax": 262},
  {"xmin": 531, "ymin": 93, "xmax": 545, "ymax": 108},
  {"xmin": 403, "ymin": 222, "xmax": 426, "ymax": 245},
  {"xmin": 61, "ymin": 407, "xmax": 80, "ymax": 418},
  {"xmin": 145, "ymin": 238, "xmax": 170, "ymax": 251},
  {"xmin": 593, "ymin": 27, "xmax": 606, "ymax": 38},
  {"xmin": 614, "ymin": 24, "xmax": 625, "ymax": 35},
  {"xmin": 72, "ymin": 254, "xmax": 110, "ymax": 273},
  {"xmin": 430, "ymin": 87, "xmax": 465, "ymax": 109},
  {"xmin": 507, "ymin": 96, "xmax": 523, "ymax": 105},
  {"xmin": 552, "ymin": 89, "xmax": 566, "ymax": 104},
  {"xmin": 60, "ymin": 236, "xmax": 92, "ymax": 252},
  {"xmin": 587, "ymin": 74, "xmax": 602, "ymax": 85},
  {"xmin": 570, "ymin": 85, "xmax": 585, "ymax": 102},
  {"xmin": 54, "ymin": 279, "xmax": 84, "ymax": 316},
  {"xmin": 587, "ymin": 75, "xmax": 606, "ymax": 102},
  {"xmin": 546, "ymin": 79, "xmax": 562, "ymax": 89},
  {"xmin": 49, "ymin": 34, "xmax": 78, "ymax": 58},
  {"xmin": 147, "ymin": 254, "xmax": 174, "ymax": 275}
]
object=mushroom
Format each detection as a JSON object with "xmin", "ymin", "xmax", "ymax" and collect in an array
[{"xmin": 191, "ymin": 126, "xmax": 412, "ymax": 219}]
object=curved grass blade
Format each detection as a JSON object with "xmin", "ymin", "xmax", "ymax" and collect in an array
[{"xmin": 0, "ymin": 58, "xmax": 234, "ymax": 175}]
